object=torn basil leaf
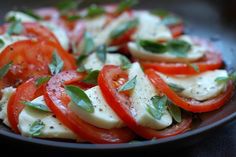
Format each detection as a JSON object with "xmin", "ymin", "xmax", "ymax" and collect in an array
[
  {"xmin": 215, "ymin": 76, "xmax": 229, "ymax": 85},
  {"xmin": 85, "ymin": 5, "xmax": 105, "ymax": 18},
  {"xmin": 65, "ymin": 85, "xmax": 94, "ymax": 113},
  {"xmin": 147, "ymin": 95, "xmax": 167, "ymax": 120},
  {"xmin": 120, "ymin": 55, "xmax": 132, "ymax": 70},
  {"xmin": 22, "ymin": 101, "xmax": 51, "ymax": 112},
  {"xmin": 139, "ymin": 40, "xmax": 167, "ymax": 53},
  {"xmin": 48, "ymin": 51, "xmax": 64, "ymax": 75},
  {"xmin": 151, "ymin": 9, "xmax": 170, "ymax": 17},
  {"xmin": 118, "ymin": 75, "xmax": 137, "ymax": 92},
  {"xmin": 29, "ymin": 120, "xmax": 45, "ymax": 137},
  {"xmin": 110, "ymin": 19, "xmax": 138, "ymax": 39},
  {"xmin": 83, "ymin": 32, "xmax": 95, "ymax": 55},
  {"xmin": 35, "ymin": 76, "xmax": 51, "ymax": 87},
  {"xmin": 168, "ymin": 102, "xmax": 181, "ymax": 123},
  {"xmin": 7, "ymin": 19, "xmax": 24, "ymax": 35},
  {"xmin": 57, "ymin": 0, "xmax": 79, "ymax": 12},
  {"xmin": 116, "ymin": 0, "xmax": 139, "ymax": 14},
  {"xmin": 82, "ymin": 70, "xmax": 100, "ymax": 85},
  {"xmin": 96, "ymin": 45, "xmax": 107, "ymax": 63},
  {"xmin": 188, "ymin": 63, "xmax": 200, "ymax": 73},
  {"xmin": 76, "ymin": 54, "xmax": 87, "ymax": 66},
  {"xmin": 66, "ymin": 15, "xmax": 81, "ymax": 21},
  {"xmin": 0, "ymin": 39, "xmax": 4, "ymax": 49},
  {"xmin": 0, "ymin": 62, "xmax": 13, "ymax": 80},
  {"xmin": 168, "ymin": 83, "xmax": 185, "ymax": 92},
  {"xmin": 167, "ymin": 40, "xmax": 191, "ymax": 57}
]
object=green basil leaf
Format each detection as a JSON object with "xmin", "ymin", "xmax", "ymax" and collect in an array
[
  {"xmin": 120, "ymin": 55, "xmax": 132, "ymax": 70},
  {"xmin": 86, "ymin": 5, "xmax": 105, "ymax": 18},
  {"xmin": 0, "ymin": 62, "xmax": 13, "ymax": 79},
  {"xmin": 151, "ymin": 9, "xmax": 170, "ymax": 17},
  {"xmin": 167, "ymin": 40, "xmax": 191, "ymax": 57},
  {"xmin": 65, "ymin": 85, "xmax": 94, "ymax": 113},
  {"xmin": 116, "ymin": 0, "xmax": 139, "ymax": 14},
  {"xmin": 83, "ymin": 32, "xmax": 95, "ymax": 55},
  {"xmin": 118, "ymin": 75, "xmax": 137, "ymax": 92},
  {"xmin": 162, "ymin": 15, "xmax": 182, "ymax": 26},
  {"xmin": 229, "ymin": 71, "xmax": 236, "ymax": 83},
  {"xmin": 66, "ymin": 15, "xmax": 81, "ymax": 21},
  {"xmin": 215, "ymin": 76, "xmax": 229, "ymax": 85},
  {"xmin": 168, "ymin": 83, "xmax": 185, "ymax": 92},
  {"xmin": 76, "ymin": 54, "xmax": 87, "ymax": 66},
  {"xmin": 35, "ymin": 76, "xmax": 51, "ymax": 87},
  {"xmin": 48, "ymin": 51, "xmax": 64, "ymax": 75},
  {"xmin": 22, "ymin": 101, "xmax": 51, "ymax": 112},
  {"xmin": 82, "ymin": 70, "xmax": 100, "ymax": 85},
  {"xmin": 168, "ymin": 102, "xmax": 181, "ymax": 123},
  {"xmin": 77, "ymin": 65, "xmax": 87, "ymax": 73},
  {"xmin": 110, "ymin": 19, "xmax": 138, "ymax": 39},
  {"xmin": 7, "ymin": 19, "xmax": 24, "ymax": 35},
  {"xmin": 29, "ymin": 120, "xmax": 45, "ymax": 137},
  {"xmin": 147, "ymin": 95, "xmax": 167, "ymax": 120},
  {"xmin": 20, "ymin": 9, "xmax": 42, "ymax": 20},
  {"xmin": 188, "ymin": 63, "xmax": 200, "ymax": 73},
  {"xmin": 57, "ymin": 0, "xmax": 79, "ymax": 11},
  {"xmin": 139, "ymin": 40, "xmax": 167, "ymax": 53},
  {"xmin": 0, "ymin": 39, "xmax": 5, "ymax": 49},
  {"xmin": 96, "ymin": 45, "xmax": 107, "ymax": 63}
]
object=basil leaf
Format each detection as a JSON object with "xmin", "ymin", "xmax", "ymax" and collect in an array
[
  {"xmin": 215, "ymin": 76, "xmax": 229, "ymax": 85},
  {"xmin": 229, "ymin": 71, "xmax": 236, "ymax": 83},
  {"xmin": 188, "ymin": 63, "xmax": 200, "ymax": 73},
  {"xmin": 77, "ymin": 65, "xmax": 87, "ymax": 73},
  {"xmin": 151, "ymin": 9, "xmax": 170, "ymax": 17},
  {"xmin": 35, "ymin": 76, "xmax": 51, "ymax": 87},
  {"xmin": 147, "ymin": 95, "xmax": 167, "ymax": 120},
  {"xmin": 22, "ymin": 101, "xmax": 51, "ymax": 112},
  {"xmin": 66, "ymin": 15, "xmax": 81, "ymax": 21},
  {"xmin": 83, "ymin": 32, "xmax": 95, "ymax": 55},
  {"xmin": 29, "ymin": 120, "xmax": 45, "ymax": 137},
  {"xmin": 0, "ymin": 39, "xmax": 4, "ymax": 49},
  {"xmin": 57, "ymin": 0, "xmax": 79, "ymax": 12},
  {"xmin": 110, "ymin": 19, "xmax": 138, "ymax": 39},
  {"xmin": 139, "ymin": 40, "xmax": 167, "ymax": 53},
  {"xmin": 82, "ymin": 70, "xmax": 99, "ymax": 85},
  {"xmin": 86, "ymin": 5, "xmax": 105, "ymax": 18},
  {"xmin": 118, "ymin": 75, "xmax": 137, "ymax": 92},
  {"xmin": 167, "ymin": 40, "xmax": 191, "ymax": 57},
  {"xmin": 65, "ymin": 85, "xmax": 94, "ymax": 113},
  {"xmin": 96, "ymin": 45, "xmax": 107, "ymax": 63},
  {"xmin": 162, "ymin": 15, "xmax": 182, "ymax": 26},
  {"xmin": 48, "ymin": 51, "xmax": 64, "ymax": 75},
  {"xmin": 7, "ymin": 19, "xmax": 24, "ymax": 35},
  {"xmin": 116, "ymin": 0, "xmax": 139, "ymax": 14},
  {"xmin": 20, "ymin": 9, "xmax": 42, "ymax": 20},
  {"xmin": 0, "ymin": 62, "xmax": 13, "ymax": 79},
  {"xmin": 168, "ymin": 102, "xmax": 181, "ymax": 123},
  {"xmin": 120, "ymin": 55, "xmax": 132, "ymax": 70},
  {"xmin": 76, "ymin": 54, "xmax": 87, "ymax": 66},
  {"xmin": 168, "ymin": 83, "xmax": 185, "ymax": 92}
]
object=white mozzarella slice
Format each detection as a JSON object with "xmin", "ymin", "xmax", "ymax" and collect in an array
[
  {"xmin": 132, "ymin": 11, "xmax": 172, "ymax": 41},
  {"xmin": 40, "ymin": 22, "xmax": 70, "ymax": 50},
  {"xmin": 69, "ymin": 86, "xmax": 124, "ymax": 129},
  {"xmin": 128, "ymin": 63, "xmax": 172, "ymax": 130},
  {"xmin": 0, "ymin": 34, "xmax": 28, "ymax": 53},
  {"xmin": 83, "ymin": 53, "xmax": 123, "ymax": 71},
  {"xmin": 128, "ymin": 35, "xmax": 206, "ymax": 63},
  {"xmin": 5, "ymin": 11, "xmax": 36, "ymax": 22},
  {"xmin": 157, "ymin": 70, "xmax": 228, "ymax": 101},
  {"xmin": 18, "ymin": 96, "xmax": 77, "ymax": 140},
  {"xmin": 0, "ymin": 87, "xmax": 16, "ymax": 127}
]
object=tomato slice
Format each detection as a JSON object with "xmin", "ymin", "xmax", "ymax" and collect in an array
[
  {"xmin": 145, "ymin": 69, "xmax": 234, "ymax": 113},
  {"xmin": 44, "ymin": 70, "xmax": 134, "ymax": 143},
  {"xmin": 7, "ymin": 78, "xmax": 41, "ymax": 133},
  {"xmin": 98, "ymin": 65, "xmax": 192, "ymax": 139},
  {"xmin": 141, "ymin": 52, "xmax": 223, "ymax": 75},
  {"xmin": 0, "ymin": 39, "xmax": 76, "ymax": 87},
  {"xmin": 111, "ymin": 27, "xmax": 137, "ymax": 46}
]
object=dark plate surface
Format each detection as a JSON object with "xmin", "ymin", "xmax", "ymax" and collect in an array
[{"xmin": 0, "ymin": 0, "xmax": 236, "ymax": 152}]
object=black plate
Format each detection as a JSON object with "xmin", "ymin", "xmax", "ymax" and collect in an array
[{"xmin": 0, "ymin": 0, "xmax": 236, "ymax": 152}]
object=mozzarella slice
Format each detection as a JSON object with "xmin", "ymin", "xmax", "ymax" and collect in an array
[
  {"xmin": 158, "ymin": 70, "xmax": 228, "ymax": 101},
  {"xmin": 5, "ymin": 11, "xmax": 36, "ymax": 22},
  {"xmin": 83, "ymin": 53, "xmax": 123, "ymax": 71},
  {"xmin": 18, "ymin": 96, "xmax": 77, "ymax": 140},
  {"xmin": 128, "ymin": 63, "xmax": 172, "ymax": 130},
  {"xmin": 132, "ymin": 11, "xmax": 172, "ymax": 41},
  {"xmin": 40, "ymin": 22, "xmax": 70, "ymax": 51},
  {"xmin": 0, "ymin": 87, "xmax": 16, "ymax": 127},
  {"xmin": 128, "ymin": 35, "xmax": 206, "ymax": 63},
  {"xmin": 69, "ymin": 86, "xmax": 124, "ymax": 129},
  {"xmin": 0, "ymin": 34, "xmax": 28, "ymax": 53}
]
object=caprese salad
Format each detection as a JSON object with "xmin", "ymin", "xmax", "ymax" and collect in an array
[{"xmin": 0, "ymin": 0, "xmax": 234, "ymax": 144}]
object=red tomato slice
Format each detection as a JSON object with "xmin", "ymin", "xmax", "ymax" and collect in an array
[
  {"xmin": 145, "ymin": 69, "xmax": 234, "ymax": 113},
  {"xmin": 0, "ymin": 39, "xmax": 76, "ymax": 87},
  {"xmin": 111, "ymin": 27, "xmax": 137, "ymax": 46},
  {"xmin": 98, "ymin": 65, "xmax": 192, "ymax": 139},
  {"xmin": 141, "ymin": 52, "xmax": 223, "ymax": 75},
  {"xmin": 44, "ymin": 70, "xmax": 134, "ymax": 143},
  {"xmin": 7, "ymin": 78, "xmax": 41, "ymax": 133}
]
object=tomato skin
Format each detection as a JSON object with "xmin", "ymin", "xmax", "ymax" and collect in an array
[
  {"xmin": 141, "ymin": 52, "xmax": 223, "ymax": 75},
  {"xmin": 44, "ymin": 70, "xmax": 134, "ymax": 143},
  {"xmin": 0, "ymin": 39, "xmax": 76, "ymax": 87},
  {"xmin": 98, "ymin": 65, "xmax": 192, "ymax": 139},
  {"xmin": 145, "ymin": 69, "xmax": 234, "ymax": 113},
  {"xmin": 111, "ymin": 27, "xmax": 137, "ymax": 46},
  {"xmin": 7, "ymin": 78, "xmax": 40, "ymax": 133}
]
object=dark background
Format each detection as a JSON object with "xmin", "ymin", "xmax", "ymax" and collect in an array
[{"xmin": 0, "ymin": 0, "xmax": 236, "ymax": 156}]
